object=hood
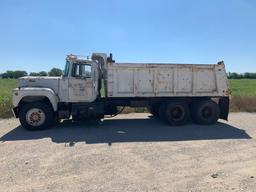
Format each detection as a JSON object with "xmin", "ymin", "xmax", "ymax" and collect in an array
[{"xmin": 18, "ymin": 76, "xmax": 61, "ymax": 94}]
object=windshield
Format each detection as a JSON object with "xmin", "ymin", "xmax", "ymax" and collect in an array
[{"xmin": 63, "ymin": 61, "xmax": 70, "ymax": 77}]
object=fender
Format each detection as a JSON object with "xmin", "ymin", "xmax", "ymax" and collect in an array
[{"xmin": 12, "ymin": 87, "xmax": 59, "ymax": 111}]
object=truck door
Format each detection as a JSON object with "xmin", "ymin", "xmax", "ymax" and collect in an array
[{"xmin": 68, "ymin": 63, "xmax": 97, "ymax": 102}]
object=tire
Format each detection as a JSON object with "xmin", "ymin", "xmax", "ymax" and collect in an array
[
  {"xmin": 159, "ymin": 101, "xmax": 190, "ymax": 125},
  {"xmin": 191, "ymin": 100, "xmax": 219, "ymax": 125},
  {"xmin": 53, "ymin": 117, "xmax": 61, "ymax": 125},
  {"xmin": 19, "ymin": 102, "xmax": 54, "ymax": 130}
]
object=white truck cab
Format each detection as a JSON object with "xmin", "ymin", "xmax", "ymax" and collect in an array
[{"xmin": 60, "ymin": 55, "xmax": 99, "ymax": 103}]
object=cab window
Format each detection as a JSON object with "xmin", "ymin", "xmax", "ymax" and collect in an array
[{"xmin": 72, "ymin": 63, "xmax": 92, "ymax": 78}]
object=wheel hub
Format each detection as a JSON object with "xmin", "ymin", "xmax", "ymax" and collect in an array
[
  {"xmin": 202, "ymin": 107, "xmax": 212, "ymax": 118},
  {"xmin": 170, "ymin": 107, "xmax": 183, "ymax": 120},
  {"xmin": 26, "ymin": 108, "xmax": 46, "ymax": 126},
  {"xmin": 31, "ymin": 112, "xmax": 41, "ymax": 121}
]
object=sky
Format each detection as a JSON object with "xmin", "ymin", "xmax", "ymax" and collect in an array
[{"xmin": 0, "ymin": 0, "xmax": 256, "ymax": 73}]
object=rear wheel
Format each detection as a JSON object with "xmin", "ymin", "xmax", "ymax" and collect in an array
[
  {"xmin": 159, "ymin": 101, "xmax": 190, "ymax": 125},
  {"xmin": 191, "ymin": 100, "xmax": 219, "ymax": 125},
  {"xmin": 19, "ymin": 102, "xmax": 54, "ymax": 130}
]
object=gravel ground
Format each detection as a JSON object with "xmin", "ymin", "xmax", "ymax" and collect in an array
[{"xmin": 0, "ymin": 113, "xmax": 256, "ymax": 192}]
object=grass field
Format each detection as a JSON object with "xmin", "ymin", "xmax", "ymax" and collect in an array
[
  {"xmin": 228, "ymin": 79, "xmax": 256, "ymax": 112},
  {"xmin": 229, "ymin": 79, "xmax": 256, "ymax": 96},
  {"xmin": 0, "ymin": 79, "xmax": 255, "ymax": 118},
  {"xmin": 0, "ymin": 79, "xmax": 18, "ymax": 118}
]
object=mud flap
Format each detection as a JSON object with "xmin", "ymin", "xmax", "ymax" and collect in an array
[
  {"xmin": 12, "ymin": 107, "xmax": 20, "ymax": 118},
  {"xmin": 219, "ymin": 97, "xmax": 229, "ymax": 120}
]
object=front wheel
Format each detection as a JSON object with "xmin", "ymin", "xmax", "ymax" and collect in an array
[{"xmin": 19, "ymin": 102, "xmax": 54, "ymax": 130}]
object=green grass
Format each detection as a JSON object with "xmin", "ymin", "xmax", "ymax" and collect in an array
[
  {"xmin": 0, "ymin": 78, "xmax": 255, "ymax": 118},
  {"xmin": 0, "ymin": 79, "xmax": 18, "ymax": 118},
  {"xmin": 228, "ymin": 79, "xmax": 256, "ymax": 112},
  {"xmin": 229, "ymin": 79, "xmax": 256, "ymax": 96}
]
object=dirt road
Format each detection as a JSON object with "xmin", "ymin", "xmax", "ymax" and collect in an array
[{"xmin": 0, "ymin": 113, "xmax": 255, "ymax": 192}]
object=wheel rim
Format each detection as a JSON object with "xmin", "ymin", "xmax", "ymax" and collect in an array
[
  {"xmin": 202, "ymin": 106, "xmax": 212, "ymax": 119},
  {"xmin": 169, "ymin": 106, "xmax": 184, "ymax": 121},
  {"xmin": 26, "ymin": 108, "xmax": 46, "ymax": 126}
]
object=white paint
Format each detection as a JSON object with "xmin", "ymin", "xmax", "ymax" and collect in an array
[{"xmin": 107, "ymin": 62, "xmax": 228, "ymax": 97}]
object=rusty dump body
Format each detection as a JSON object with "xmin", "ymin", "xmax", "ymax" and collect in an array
[{"xmin": 106, "ymin": 61, "xmax": 229, "ymax": 98}]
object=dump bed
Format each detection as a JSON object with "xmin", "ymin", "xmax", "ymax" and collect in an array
[{"xmin": 106, "ymin": 62, "xmax": 228, "ymax": 98}]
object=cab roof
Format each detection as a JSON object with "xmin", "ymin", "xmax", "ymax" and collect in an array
[{"xmin": 66, "ymin": 54, "xmax": 91, "ymax": 63}]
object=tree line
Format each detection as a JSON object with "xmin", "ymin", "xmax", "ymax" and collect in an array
[
  {"xmin": 227, "ymin": 72, "xmax": 256, "ymax": 79},
  {"xmin": 0, "ymin": 68, "xmax": 63, "ymax": 79}
]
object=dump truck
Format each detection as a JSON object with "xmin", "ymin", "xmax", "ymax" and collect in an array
[{"xmin": 12, "ymin": 53, "xmax": 230, "ymax": 130}]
